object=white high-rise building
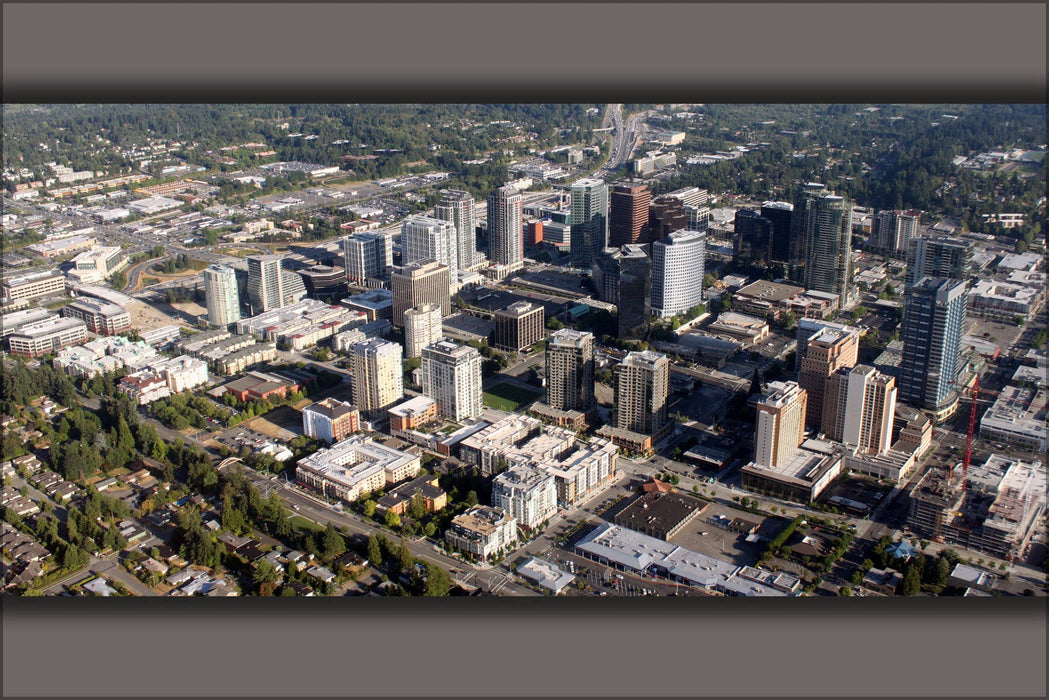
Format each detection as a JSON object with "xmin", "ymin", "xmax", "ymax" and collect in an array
[
  {"xmin": 651, "ymin": 229, "xmax": 705, "ymax": 318},
  {"xmin": 246, "ymin": 255, "xmax": 284, "ymax": 314},
  {"xmin": 434, "ymin": 190, "xmax": 477, "ymax": 273},
  {"xmin": 487, "ymin": 185, "xmax": 523, "ymax": 270},
  {"xmin": 342, "ymin": 231, "xmax": 393, "ymax": 286},
  {"xmin": 827, "ymin": 365, "xmax": 897, "ymax": 455},
  {"xmin": 404, "ymin": 304, "xmax": 444, "ymax": 359},
  {"xmin": 492, "ymin": 464, "xmax": 558, "ymax": 531},
  {"xmin": 546, "ymin": 329, "xmax": 595, "ymax": 412},
  {"xmin": 421, "ymin": 339, "xmax": 484, "ymax": 421},
  {"xmin": 401, "ymin": 215, "xmax": 458, "ymax": 291},
  {"xmin": 351, "ymin": 338, "xmax": 404, "ymax": 417}
]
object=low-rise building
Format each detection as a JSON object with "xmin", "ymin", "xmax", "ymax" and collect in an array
[
  {"xmin": 302, "ymin": 398, "xmax": 360, "ymax": 444},
  {"xmin": 979, "ymin": 384, "xmax": 1047, "ymax": 452},
  {"xmin": 152, "ymin": 355, "xmax": 210, "ymax": 393},
  {"xmin": 733, "ymin": 279, "xmax": 840, "ymax": 321},
  {"xmin": 968, "ymin": 279, "xmax": 1044, "ymax": 320},
  {"xmin": 516, "ymin": 557, "xmax": 575, "ymax": 595},
  {"xmin": 118, "ymin": 369, "xmax": 171, "ymax": 405},
  {"xmin": 387, "ymin": 395, "xmax": 438, "ymax": 433},
  {"xmin": 376, "ymin": 474, "xmax": 448, "ymax": 516},
  {"xmin": 61, "ymin": 299, "xmax": 132, "ymax": 336},
  {"xmin": 740, "ymin": 438, "xmax": 843, "ymax": 504},
  {"xmin": 66, "ymin": 246, "xmax": 129, "ymax": 284},
  {"xmin": 707, "ymin": 312, "xmax": 770, "ymax": 346},
  {"xmin": 7, "ymin": 316, "xmax": 88, "ymax": 357},
  {"xmin": 612, "ymin": 490, "xmax": 709, "ymax": 540},
  {"xmin": 295, "ymin": 435, "xmax": 421, "ymax": 503},
  {"xmin": 2, "ymin": 270, "xmax": 67, "ymax": 304},
  {"xmin": 445, "ymin": 505, "xmax": 518, "ymax": 562}
]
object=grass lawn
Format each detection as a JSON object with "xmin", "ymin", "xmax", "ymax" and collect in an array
[
  {"xmin": 288, "ymin": 515, "xmax": 324, "ymax": 534},
  {"xmin": 482, "ymin": 382, "xmax": 542, "ymax": 411}
]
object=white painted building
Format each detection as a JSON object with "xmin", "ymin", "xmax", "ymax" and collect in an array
[
  {"xmin": 420, "ymin": 339, "xmax": 484, "ymax": 421},
  {"xmin": 651, "ymin": 229, "xmax": 705, "ymax": 318},
  {"xmin": 491, "ymin": 464, "xmax": 558, "ymax": 531}
]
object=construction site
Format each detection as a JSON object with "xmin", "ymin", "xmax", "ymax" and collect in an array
[{"xmin": 907, "ymin": 454, "xmax": 1046, "ymax": 560}]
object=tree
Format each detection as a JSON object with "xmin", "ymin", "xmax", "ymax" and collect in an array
[
  {"xmin": 253, "ymin": 559, "xmax": 279, "ymax": 586},
  {"xmin": 384, "ymin": 510, "xmax": 402, "ymax": 529},
  {"xmin": 322, "ymin": 523, "xmax": 346, "ymax": 560},
  {"xmin": 396, "ymin": 540, "xmax": 414, "ymax": 573},
  {"xmin": 367, "ymin": 534, "xmax": 382, "ymax": 566},
  {"xmin": 899, "ymin": 566, "xmax": 921, "ymax": 596},
  {"xmin": 362, "ymin": 500, "xmax": 378, "ymax": 518}
]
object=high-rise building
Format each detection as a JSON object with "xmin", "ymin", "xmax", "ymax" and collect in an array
[
  {"xmin": 390, "ymin": 261, "xmax": 450, "ymax": 326},
  {"xmin": 897, "ymin": 277, "xmax": 967, "ymax": 418},
  {"xmin": 403, "ymin": 304, "xmax": 444, "ymax": 359},
  {"xmin": 684, "ymin": 205, "xmax": 710, "ymax": 235},
  {"xmin": 203, "ymin": 264, "xmax": 241, "ymax": 327},
  {"xmin": 798, "ymin": 325, "xmax": 860, "ymax": 428},
  {"xmin": 874, "ymin": 210, "xmax": 921, "ymax": 255},
  {"xmin": 651, "ymin": 229, "xmax": 705, "ymax": 318},
  {"xmin": 434, "ymin": 189, "xmax": 477, "ymax": 273},
  {"xmin": 667, "ymin": 187, "xmax": 710, "ymax": 209},
  {"xmin": 487, "ymin": 185, "xmax": 524, "ymax": 270},
  {"xmin": 796, "ymin": 186, "xmax": 853, "ymax": 308},
  {"xmin": 648, "ymin": 195, "xmax": 688, "ymax": 243},
  {"xmin": 734, "ymin": 208, "xmax": 774, "ymax": 267},
  {"xmin": 613, "ymin": 351, "xmax": 670, "ymax": 436},
  {"xmin": 591, "ymin": 247, "xmax": 622, "ymax": 304},
  {"xmin": 823, "ymin": 365, "xmax": 897, "ymax": 455},
  {"xmin": 401, "ymin": 215, "xmax": 458, "ymax": 291},
  {"xmin": 421, "ymin": 339, "xmax": 484, "ymax": 421},
  {"xmin": 617, "ymin": 245, "xmax": 651, "ymax": 341},
  {"xmin": 761, "ymin": 201, "xmax": 794, "ymax": 264},
  {"xmin": 754, "ymin": 382, "xmax": 808, "ymax": 468},
  {"xmin": 493, "ymin": 301, "xmax": 544, "ymax": 353},
  {"xmin": 906, "ymin": 235, "xmax": 973, "ymax": 288},
  {"xmin": 351, "ymin": 338, "xmax": 404, "ymax": 418},
  {"xmin": 569, "ymin": 178, "xmax": 608, "ymax": 268},
  {"xmin": 246, "ymin": 255, "xmax": 287, "ymax": 314},
  {"xmin": 795, "ymin": 317, "xmax": 854, "ymax": 373},
  {"xmin": 788, "ymin": 182, "xmax": 828, "ymax": 277},
  {"xmin": 546, "ymin": 329, "xmax": 595, "ymax": 412},
  {"xmin": 608, "ymin": 184, "xmax": 650, "ymax": 247},
  {"xmin": 342, "ymin": 231, "xmax": 393, "ymax": 286}
]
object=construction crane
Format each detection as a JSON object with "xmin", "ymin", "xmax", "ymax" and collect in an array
[{"xmin": 949, "ymin": 376, "xmax": 1000, "ymax": 489}]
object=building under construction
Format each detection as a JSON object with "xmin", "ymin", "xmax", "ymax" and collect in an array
[{"xmin": 907, "ymin": 454, "xmax": 1046, "ymax": 559}]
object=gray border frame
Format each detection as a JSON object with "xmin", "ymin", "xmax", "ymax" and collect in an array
[{"xmin": 2, "ymin": 2, "xmax": 1047, "ymax": 698}]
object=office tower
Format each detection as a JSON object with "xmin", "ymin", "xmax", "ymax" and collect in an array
[
  {"xmin": 246, "ymin": 255, "xmax": 287, "ymax": 314},
  {"xmin": 798, "ymin": 325, "xmax": 860, "ymax": 428},
  {"xmin": 390, "ymin": 261, "xmax": 450, "ymax": 326},
  {"xmin": 613, "ymin": 350, "xmax": 670, "ymax": 436},
  {"xmin": 648, "ymin": 195, "xmax": 689, "ymax": 243},
  {"xmin": 434, "ymin": 189, "xmax": 477, "ymax": 272},
  {"xmin": 685, "ymin": 205, "xmax": 710, "ymax": 235},
  {"xmin": 493, "ymin": 301, "xmax": 544, "ymax": 353},
  {"xmin": 280, "ymin": 270, "xmax": 307, "ymax": 307},
  {"xmin": 204, "ymin": 264, "xmax": 241, "ymax": 327},
  {"xmin": 487, "ymin": 185, "xmax": 524, "ymax": 270},
  {"xmin": 667, "ymin": 187, "xmax": 710, "ymax": 209},
  {"xmin": 754, "ymin": 382, "xmax": 808, "ymax": 468},
  {"xmin": 823, "ymin": 365, "xmax": 897, "ymax": 454},
  {"xmin": 342, "ymin": 231, "xmax": 393, "ymax": 286},
  {"xmin": 734, "ymin": 208, "xmax": 774, "ymax": 266},
  {"xmin": 401, "ymin": 215, "xmax": 458, "ymax": 290},
  {"xmin": 547, "ymin": 329, "xmax": 595, "ymax": 412},
  {"xmin": 795, "ymin": 317, "xmax": 854, "ymax": 373},
  {"xmin": 617, "ymin": 244, "xmax": 651, "ymax": 341},
  {"xmin": 421, "ymin": 339, "xmax": 484, "ymax": 421},
  {"xmin": 591, "ymin": 248, "xmax": 621, "ymax": 304},
  {"xmin": 897, "ymin": 277, "xmax": 967, "ymax": 417},
  {"xmin": 404, "ymin": 304, "xmax": 444, "ymax": 359},
  {"xmin": 351, "ymin": 338, "xmax": 404, "ymax": 417},
  {"xmin": 569, "ymin": 178, "xmax": 608, "ymax": 268},
  {"xmin": 906, "ymin": 235, "xmax": 973, "ymax": 288},
  {"xmin": 788, "ymin": 182, "xmax": 827, "ymax": 279},
  {"xmin": 608, "ymin": 184, "xmax": 650, "ymax": 247},
  {"xmin": 797, "ymin": 188, "xmax": 853, "ymax": 308},
  {"xmin": 761, "ymin": 201, "xmax": 794, "ymax": 264},
  {"xmin": 874, "ymin": 210, "xmax": 921, "ymax": 255},
  {"xmin": 651, "ymin": 229, "xmax": 705, "ymax": 318}
]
